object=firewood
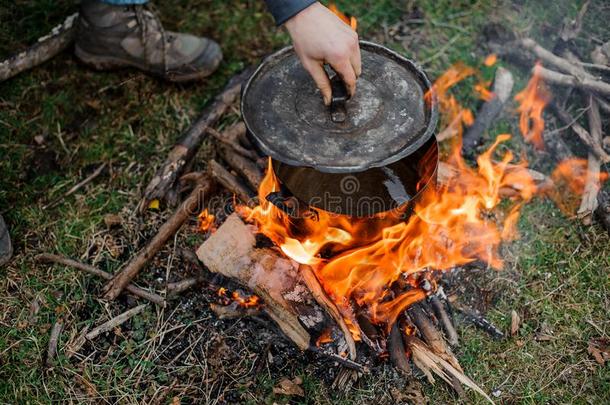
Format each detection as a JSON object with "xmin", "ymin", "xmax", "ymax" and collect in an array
[
  {"xmin": 0, "ymin": 13, "xmax": 77, "ymax": 82},
  {"xmin": 85, "ymin": 304, "xmax": 147, "ymax": 340},
  {"xmin": 300, "ymin": 264, "xmax": 357, "ymax": 360},
  {"xmin": 196, "ymin": 214, "xmax": 316, "ymax": 351},
  {"xmin": 166, "ymin": 277, "xmax": 201, "ymax": 294},
  {"xmin": 138, "ymin": 67, "xmax": 253, "ymax": 212},
  {"xmin": 462, "ymin": 67, "xmax": 515, "ymax": 153},
  {"xmin": 388, "ymin": 322, "xmax": 411, "ymax": 375},
  {"xmin": 429, "ymin": 295, "xmax": 459, "ymax": 347},
  {"xmin": 103, "ymin": 176, "xmax": 212, "ymax": 301},
  {"xmin": 36, "ymin": 253, "xmax": 166, "ymax": 306},
  {"xmin": 577, "ymin": 96, "xmax": 602, "ymax": 224},
  {"xmin": 533, "ymin": 64, "xmax": 610, "ymax": 98},
  {"xmin": 208, "ymin": 159, "xmax": 255, "ymax": 204},
  {"xmin": 549, "ymin": 102, "xmax": 610, "ymax": 163},
  {"xmin": 219, "ymin": 146, "xmax": 263, "ymax": 191},
  {"xmin": 207, "ymin": 122, "xmax": 259, "ymax": 161}
]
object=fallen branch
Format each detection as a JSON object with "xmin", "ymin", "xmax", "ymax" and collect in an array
[
  {"xmin": 43, "ymin": 162, "xmax": 107, "ymax": 210},
  {"xmin": 103, "ymin": 176, "xmax": 212, "ymax": 300},
  {"xmin": 36, "ymin": 253, "xmax": 165, "ymax": 306},
  {"xmin": 534, "ymin": 65, "xmax": 610, "ymax": 98},
  {"xmin": 0, "ymin": 13, "xmax": 78, "ymax": 82},
  {"xmin": 462, "ymin": 67, "xmax": 514, "ymax": 153},
  {"xmin": 46, "ymin": 320, "xmax": 64, "ymax": 367},
  {"xmin": 549, "ymin": 101, "xmax": 610, "ymax": 163},
  {"xmin": 577, "ymin": 96, "xmax": 602, "ymax": 224},
  {"xmin": 208, "ymin": 159, "xmax": 254, "ymax": 204},
  {"xmin": 219, "ymin": 146, "xmax": 263, "ymax": 191},
  {"xmin": 86, "ymin": 304, "xmax": 147, "ymax": 340},
  {"xmin": 138, "ymin": 67, "xmax": 253, "ymax": 212}
]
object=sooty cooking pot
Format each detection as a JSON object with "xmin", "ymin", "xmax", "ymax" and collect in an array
[{"xmin": 241, "ymin": 41, "xmax": 438, "ymax": 218}]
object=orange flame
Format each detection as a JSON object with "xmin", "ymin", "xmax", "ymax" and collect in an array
[
  {"xmin": 198, "ymin": 209, "xmax": 216, "ymax": 232},
  {"xmin": 514, "ymin": 62, "xmax": 551, "ymax": 150},
  {"xmin": 315, "ymin": 328, "xmax": 334, "ymax": 347},
  {"xmin": 484, "ymin": 54, "xmax": 497, "ymax": 67},
  {"xmin": 548, "ymin": 158, "xmax": 608, "ymax": 215},
  {"xmin": 328, "ymin": 3, "xmax": 357, "ymax": 30}
]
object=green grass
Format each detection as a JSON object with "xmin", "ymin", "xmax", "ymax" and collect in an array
[{"xmin": 1, "ymin": 0, "xmax": 609, "ymax": 403}]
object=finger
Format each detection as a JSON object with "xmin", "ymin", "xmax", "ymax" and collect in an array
[
  {"xmin": 304, "ymin": 60, "xmax": 332, "ymax": 105},
  {"xmin": 331, "ymin": 59, "xmax": 357, "ymax": 97},
  {"xmin": 351, "ymin": 41, "xmax": 362, "ymax": 77}
]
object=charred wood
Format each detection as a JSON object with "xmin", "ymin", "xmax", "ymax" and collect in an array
[{"xmin": 429, "ymin": 295, "xmax": 459, "ymax": 347}]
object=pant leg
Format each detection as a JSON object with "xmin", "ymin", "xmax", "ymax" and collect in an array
[{"xmin": 99, "ymin": 0, "xmax": 148, "ymax": 5}]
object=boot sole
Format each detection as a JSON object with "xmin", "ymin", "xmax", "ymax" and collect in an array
[{"xmin": 75, "ymin": 45, "xmax": 218, "ymax": 83}]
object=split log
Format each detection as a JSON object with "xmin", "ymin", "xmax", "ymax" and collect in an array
[
  {"xmin": 462, "ymin": 67, "xmax": 515, "ymax": 153},
  {"xmin": 103, "ymin": 177, "xmax": 212, "ymax": 300},
  {"xmin": 219, "ymin": 146, "xmax": 263, "ymax": 191},
  {"xmin": 36, "ymin": 253, "xmax": 165, "ymax": 306},
  {"xmin": 0, "ymin": 13, "xmax": 78, "ymax": 82},
  {"xmin": 138, "ymin": 67, "xmax": 253, "ymax": 212},
  {"xmin": 208, "ymin": 159, "xmax": 255, "ymax": 204},
  {"xmin": 196, "ymin": 214, "xmax": 340, "ymax": 352}
]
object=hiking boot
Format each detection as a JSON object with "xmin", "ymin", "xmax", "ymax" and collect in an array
[
  {"xmin": 75, "ymin": 0, "xmax": 222, "ymax": 82},
  {"xmin": 0, "ymin": 215, "xmax": 12, "ymax": 267}
]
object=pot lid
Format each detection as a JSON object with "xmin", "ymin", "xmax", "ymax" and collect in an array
[{"xmin": 241, "ymin": 41, "xmax": 438, "ymax": 173}]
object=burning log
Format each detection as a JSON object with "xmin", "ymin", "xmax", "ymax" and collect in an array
[
  {"xmin": 196, "ymin": 213, "xmax": 352, "ymax": 356},
  {"xmin": 429, "ymin": 295, "xmax": 459, "ymax": 347},
  {"xmin": 388, "ymin": 323, "xmax": 411, "ymax": 375},
  {"xmin": 462, "ymin": 67, "xmax": 515, "ymax": 153},
  {"xmin": 0, "ymin": 13, "xmax": 77, "ymax": 82},
  {"xmin": 103, "ymin": 176, "xmax": 212, "ymax": 301},
  {"xmin": 208, "ymin": 160, "xmax": 255, "ymax": 204},
  {"xmin": 138, "ymin": 67, "xmax": 253, "ymax": 212}
]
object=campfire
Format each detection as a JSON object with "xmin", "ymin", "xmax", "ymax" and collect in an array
[{"xmin": 20, "ymin": 2, "xmax": 608, "ymax": 403}]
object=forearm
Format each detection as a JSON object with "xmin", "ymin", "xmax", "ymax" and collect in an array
[{"xmin": 264, "ymin": 0, "xmax": 317, "ymax": 25}]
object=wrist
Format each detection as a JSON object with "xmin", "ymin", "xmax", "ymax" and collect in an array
[{"xmin": 284, "ymin": 1, "xmax": 320, "ymax": 32}]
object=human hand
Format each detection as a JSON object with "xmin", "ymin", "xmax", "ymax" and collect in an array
[{"xmin": 285, "ymin": 2, "xmax": 361, "ymax": 105}]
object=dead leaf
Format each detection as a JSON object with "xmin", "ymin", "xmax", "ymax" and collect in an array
[
  {"xmin": 273, "ymin": 377, "xmax": 304, "ymax": 397},
  {"xmin": 588, "ymin": 338, "xmax": 610, "ymax": 365},
  {"xmin": 510, "ymin": 310, "xmax": 520, "ymax": 336}
]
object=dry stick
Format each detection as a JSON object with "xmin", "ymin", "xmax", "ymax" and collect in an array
[
  {"xmin": 138, "ymin": 67, "xmax": 254, "ymax": 212},
  {"xmin": 103, "ymin": 177, "xmax": 212, "ymax": 300},
  {"xmin": 85, "ymin": 304, "xmax": 147, "ymax": 340},
  {"xmin": 452, "ymin": 302, "xmax": 504, "ymax": 340},
  {"xmin": 549, "ymin": 101, "xmax": 610, "ymax": 163},
  {"xmin": 577, "ymin": 99, "xmax": 602, "ymax": 225},
  {"xmin": 166, "ymin": 277, "xmax": 200, "ymax": 294},
  {"xmin": 558, "ymin": 0, "xmax": 589, "ymax": 43},
  {"xmin": 300, "ymin": 264, "xmax": 357, "ymax": 361},
  {"xmin": 43, "ymin": 162, "xmax": 107, "ymax": 210},
  {"xmin": 429, "ymin": 295, "xmax": 459, "ymax": 347},
  {"xmin": 534, "ymin": 65, "xmax": 610, "ymax": 98},
  {"xmin": 219, "ymin": 146, "xmax": 263, "ymax": 191},
  {"xmin": 388, "ymin": 322, "xmax": 411, "ymax": 375},
  {"xmin": 207, "ymin": 123, "xmax": 258, "ymax": 160},
  {"xmin": 0, "ymin": 13, "xmax": 77, "ymax": 82},
  {"xmin": 462, "ymin": 67, "xmax": 514, "ymax": 153},
  {"xmin": 36, "ymin": 253, "xmax": 165, "ymax": 306},
  {"xmin": 46, "ymin": 320, "xmax": 64, "ymax": 367},
  {"xmin": 208, "ymin": 159, "xmax": 254, "ymax": 204}
]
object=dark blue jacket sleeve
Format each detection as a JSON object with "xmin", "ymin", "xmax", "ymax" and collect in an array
[{"xmin": 264, "ymin": 0, "xmax": 317, "ymax": 25}]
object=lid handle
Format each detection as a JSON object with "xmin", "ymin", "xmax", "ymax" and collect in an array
[{"xmin": 329, "ymin": 72, "xmax": 349, "ymax": 123}]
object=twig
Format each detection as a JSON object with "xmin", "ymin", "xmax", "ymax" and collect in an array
[
  {"xmin": 309, "ymin": 346, "xmax": 365, "ymax": 372},
  {"xmin": 206, "ymin": 123, "xmax": 258, "ymax": 160},
  {"xmin": 166, "ymin": 277, "xmax": 200, "ymax": 294},
  {"xmin": 85, "ymin": 304, "xmax": 147, "ymax": 340},
  {"xmin": 103, "ymin": 177, "xmax": 212, "ymax": 300},
  {"xmin": 43, "ymin": 162, "xmax": 107, "ymax": 210},
  {"xmin": 138, "ymin": 67, "xmax": 254, "ymax": 212},
  {"xmin": 421, "ymin": 35, "xmax": 462, "ymax": 65},
  {"xmin": 208, "ymin": 159, "xmax": 254, "ymax": 204},
  {"xmin": 577, "ymin": 95, "xmax": 602, "ymax": 224},
  {"xmin": 46, "ymin": 320, "xmax": 64, "ymax": 367},
  {"xmin": 36, "ymin": 253, "xmax": 165, "ymax": 306},
  {"xmin": 0, "ymin": 13, "xmax": 78, "ymax": 82},
  {"xmin": 219, "ymin": 146, "xmax": 263, "ymax": 191},
  {"xmin": 452, "ymin": 302, "xmax": 504, "ymax": 340}
]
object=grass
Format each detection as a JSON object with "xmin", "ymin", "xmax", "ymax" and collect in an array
[{"xmin": 1, "ymin": 0, "xmax": 609, "ymax": 403}]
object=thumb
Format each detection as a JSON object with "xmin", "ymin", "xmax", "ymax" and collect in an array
[{"xmin": 304, "ymin": 60, "xmax": 332, "ymax": 105}]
